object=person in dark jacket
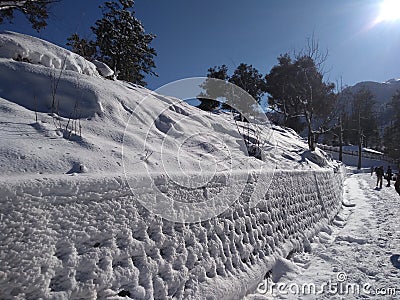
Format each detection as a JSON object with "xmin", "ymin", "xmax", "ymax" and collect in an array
[
  {"xmin": 395, "ymin": 173, "xmax": 400, "ymax": 196},
  {"xmin": 386, "ymin": 166, "xmax": 393, "ymax": 187},
  {"xmin": 376, "ymin": 166, "xmax": 384, "ymax": 189}
]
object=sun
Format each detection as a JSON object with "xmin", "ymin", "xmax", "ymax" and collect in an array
[{"xmin": 378, "ymin": 0, "xmax": 400, "ymax": 22}]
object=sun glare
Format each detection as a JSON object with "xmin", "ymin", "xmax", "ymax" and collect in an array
[{"xmin": 378, "ymin": 0, "xmax": 400, "ymax": 22}]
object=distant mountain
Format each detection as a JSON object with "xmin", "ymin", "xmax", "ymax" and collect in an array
[
  {"xmin": 343, "ymin": 78, "xmax": 400, "ymax": 105},
  {"xmin": 340, "ymin": 78, "xmax": 400, "ymax": 126}
]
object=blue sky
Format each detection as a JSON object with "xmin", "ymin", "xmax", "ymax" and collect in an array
[{"xmin": 1, "ymin": 0, "xmax": 400, "ymax": 91}]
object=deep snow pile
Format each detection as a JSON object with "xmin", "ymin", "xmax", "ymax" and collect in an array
[
  {"xmin": 0, "ymin": 31, "xmax": 99, "ymax": 75},
  {"xmin": 0, "ymin": 31, "xmax": 336, "ymax": 177},
  {"xmin": 0, "ymin": 32, "xmax": 344, "ymax": 299}
]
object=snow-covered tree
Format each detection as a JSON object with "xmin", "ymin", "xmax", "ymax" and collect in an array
[
  {"xmin": 0, "ymin": 0, "xmax": 56, "ymax": 31},
  {"xmin": 91, "ymin": 0, "xmax": 156, "ymax": 85},
  {"xmin": 67, "ymin": 0, "xmax": 156, "ymax": 86}
]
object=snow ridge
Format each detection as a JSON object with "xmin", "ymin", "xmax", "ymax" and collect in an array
[{"xmin": 0, "ymin": 167, "xmax": 345, "ymax": 299}]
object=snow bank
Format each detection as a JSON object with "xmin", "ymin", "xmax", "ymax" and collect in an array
[
  {"xmin": 326, "ymin": 150, "xmax": 391, "ymax": 169},
  {"xmin": 0, "ymin": 31, "xmax": 98, "ymax": 76},
  {"xmin": 0, "ymin": 59, "xmax": 103, "ymax": 118},
  {"xmin": 0, "ymin": 32, "xmax": 346, "ymax": 299},
  {"xmin": 0, "ymin": 166, "xmax": 345, "ymax": 299},
  {"xmin": 0, "ymin": 31, "xmax": 331, "ymax": 176},
  {"xmin": 92, "ymin": 60, "xmax": 114, "ymax": 78}
]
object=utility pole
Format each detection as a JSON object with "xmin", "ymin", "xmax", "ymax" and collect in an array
[
  {"xmin": 357, "ymin": 111, "xmax": 363, "ymax": 170},
  {"xmin": 338, "ymin": 116, "xmax": 343, "ymax": 162}
]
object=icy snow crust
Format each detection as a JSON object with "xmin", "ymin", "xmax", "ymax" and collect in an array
[
  {"xmin": 0, "ymin": 32, "xmax": 345, "ymax": 299},
  {"xmin": 93, "ymin": 60, "xmax": 114, "ymax": 78}
]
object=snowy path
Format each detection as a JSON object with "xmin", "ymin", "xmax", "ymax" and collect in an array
[{"xmin": 247, "ymin": 173, "xmax": 400, "ymax": 299}]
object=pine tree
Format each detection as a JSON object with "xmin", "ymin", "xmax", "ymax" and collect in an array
[
  {"xmin": 67, "ymin": 0, "xmax": 156, "ymax": 86},
  {"xmin": 91, "ymin": 0, "xmax": 156, "ymax": 85},
  {"xmin": 265, "ymin": 53, "xmax": 305, "ymax": 131},
  {"xmin": 0, "ymin": 0, "xmax": 56, "ymax": 31},
  {"xmin": 224, "ymin": 63, "xmax": 265, "ymax": 118},
  {"xmin": 228, "ymin": 63, "xmax": 265, "ymax": 104},
  {"xmin": 66, "ymin": 33, "xmax": 97, "ymax": 61},
  {"xmin": 198, "ymin": 65, "xmax": 229, "ymax": 111}
]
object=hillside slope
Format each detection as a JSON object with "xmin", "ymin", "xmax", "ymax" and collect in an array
[
  {"xmin": 0, "ymin": 31, "xmax": 335, "ymax": 179},
  {"xmin": 0, "ymin": 32, "xmax": 344, "ymax": 300}
]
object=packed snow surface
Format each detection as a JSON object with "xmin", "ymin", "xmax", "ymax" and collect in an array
[
  {"xmin": 0, "ymin": 32, "xmax": 347, "ymax": 299},
  {"xmin": 245, "ymin": 171, "xmax": 400, "ymax": 299}
]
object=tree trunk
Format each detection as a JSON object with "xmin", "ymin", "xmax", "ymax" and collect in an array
[{"xmin": 308, "ymin": 127, "xmax": 316, "ymax": 151}]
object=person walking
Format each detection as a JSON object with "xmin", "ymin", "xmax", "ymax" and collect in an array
[
  {"xmin": 386, "ymin": 166, "xmax": 393, "ymax": 187},
  {"xmin": 395, "ymin": 173, "xmax": 400, "ymax": 196},
  {"xmin": 376, "ymin": 166, "xmax": 384, "ymax": 189}
]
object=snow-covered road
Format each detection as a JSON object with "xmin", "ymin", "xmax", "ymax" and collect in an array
[{"xmin": 247, "ymin": 172, "xmax": 400, "ymax": 299}]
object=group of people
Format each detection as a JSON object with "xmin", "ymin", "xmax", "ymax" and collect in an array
[{"xmin": 372, "ymin": 165, "xmax": 400, "ymax": 195}]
